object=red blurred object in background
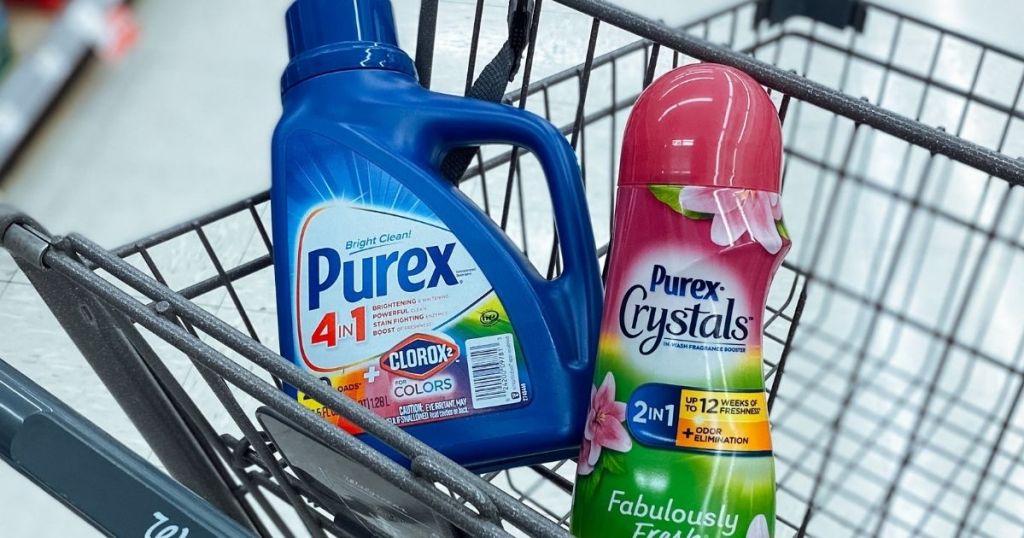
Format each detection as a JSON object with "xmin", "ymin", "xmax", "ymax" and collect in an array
[
  {"xmin": 63, "ymin": 1, "xmax": 139, "ymax": 62},
  {"xmin": 2, "ymin": 1, "xmax": 139, "ymax": 63},
  {"xmin": 5, "ymin": 0, "xmax": 65, "ymax": 13},
  {"xmin": 99, "ymin": 4, "xmax": 138, "ymax": 61}
]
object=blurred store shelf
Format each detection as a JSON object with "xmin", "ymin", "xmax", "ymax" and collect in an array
[{"xmin": 0, "ymin": 0, "xmax": 125, "ymax": 176}]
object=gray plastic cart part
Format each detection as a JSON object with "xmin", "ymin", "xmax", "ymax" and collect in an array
[
  {"xmin": 0, "ymin": 208, "xmax": 262, "ymax": 530},
  {"xmin": 0, "ymin": 356, "xmax": 255, "ymax": 538}
]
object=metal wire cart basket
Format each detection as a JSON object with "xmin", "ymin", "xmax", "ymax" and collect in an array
[{"xmin": 2, "ymin": 0, "xmax": 1024, "ymax": 536}]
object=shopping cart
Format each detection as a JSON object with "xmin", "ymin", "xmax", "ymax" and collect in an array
[{"xmin": 2, "ymin": 0, "xmax": 1023, "ymax": 536}]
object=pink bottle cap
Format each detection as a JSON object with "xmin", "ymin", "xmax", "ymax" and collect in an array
[{"xmin": 618, "ymin": 64, "xmax": 782, "ymax": 193}]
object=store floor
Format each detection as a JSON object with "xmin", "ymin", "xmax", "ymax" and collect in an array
[{"xmin": 0, "ymin": 0, "xmax": 1020, "ymax": 535}]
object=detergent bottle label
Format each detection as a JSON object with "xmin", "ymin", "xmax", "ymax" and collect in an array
[
  {"xmin": 572, "ymin": 185, "xmax": 789, "ymax": 538},
  {"xmin": 287, "ymin": 147, "xmax": 531, "ymax": 431}
]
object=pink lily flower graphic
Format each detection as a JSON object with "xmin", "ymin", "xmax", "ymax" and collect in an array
[
  {"xmin": 578, "ymin": 372, "xmax": 632, "ymax": 475},
  {"xmin": 678, "ymin": 186, "xmax": 783, "ymax": 254}
]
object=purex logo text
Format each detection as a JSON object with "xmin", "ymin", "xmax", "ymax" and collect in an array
[
  {"xmin": 619, "ymin": 264, "xmax": 751, "ymax": 355},
  {"xmin": 308, "ymin": 243, "xmax": 458, "ymax": 309}
]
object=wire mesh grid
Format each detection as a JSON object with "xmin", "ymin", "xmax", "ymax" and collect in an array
[{"xmin": 2, "ymin": 0, "xmax": 1023, "ymax": 537}]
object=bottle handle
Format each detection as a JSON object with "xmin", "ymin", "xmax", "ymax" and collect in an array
[{"xmin": 423, "ymin": 97, "xmax": 602, "ymax": 369}]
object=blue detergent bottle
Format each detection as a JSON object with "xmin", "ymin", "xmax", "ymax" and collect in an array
[{"xmin": 271, "ymin": 0, "xmax": 602, "ymax": 471}]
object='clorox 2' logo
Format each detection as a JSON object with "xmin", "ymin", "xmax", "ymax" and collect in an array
[{"xmin": 381, "ymin": 334, "xmax": 459, "ymax": 380}]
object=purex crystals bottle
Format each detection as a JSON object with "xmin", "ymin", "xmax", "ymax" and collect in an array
[{"xmin": 571, "ymin": 64, "xmax": 790, "ymax": 538}]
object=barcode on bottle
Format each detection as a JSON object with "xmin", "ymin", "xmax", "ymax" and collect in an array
[{"xmin": 466, "ymin": 334, "xmax": 521, "ymax": 409}]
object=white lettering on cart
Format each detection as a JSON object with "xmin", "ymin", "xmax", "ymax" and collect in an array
[{"xmin": 144, "ymin": 511, "xmax": 190, "ymax": 538}]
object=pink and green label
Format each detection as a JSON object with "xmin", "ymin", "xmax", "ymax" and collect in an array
[{"xmin": 571, "ymin": 185, "xmax": 790, "ymax": 538}]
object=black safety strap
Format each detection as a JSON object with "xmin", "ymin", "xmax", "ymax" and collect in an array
[{"xmin": 440, "ymin": 0, "xmax": 533, "ymax": 183}]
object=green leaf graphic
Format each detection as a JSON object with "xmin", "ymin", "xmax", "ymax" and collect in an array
[
  {"xmin": 683, "ymin": 208, "xmax": 715, "ymax": 220},
  {"xmin": 577, "ymin": 470, "xmax": 600, "ymax": 500},
  {"xmin": 776, "ymin": 219, "xmax": 790, "ymax": 240},
  {"xmin": 648, "ymin": 185, "xmax": 683, "ymax": 214},
  {"xmin": 603, "ymin": 452, "xmax": 626, "ymax": 474},
  {"xmin": 649, "ymin": 185, "xmax": 714, "ymax": 219}
]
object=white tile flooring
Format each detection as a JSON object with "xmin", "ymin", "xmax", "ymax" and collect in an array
[{"xmin": 0, "ymin": 0, "xmax": 1021, "ymax": 536}]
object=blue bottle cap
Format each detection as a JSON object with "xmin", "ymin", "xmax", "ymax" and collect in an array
[{"xmin": 282, "ymin": 0, "xmax": 416, "ymax": 92}]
